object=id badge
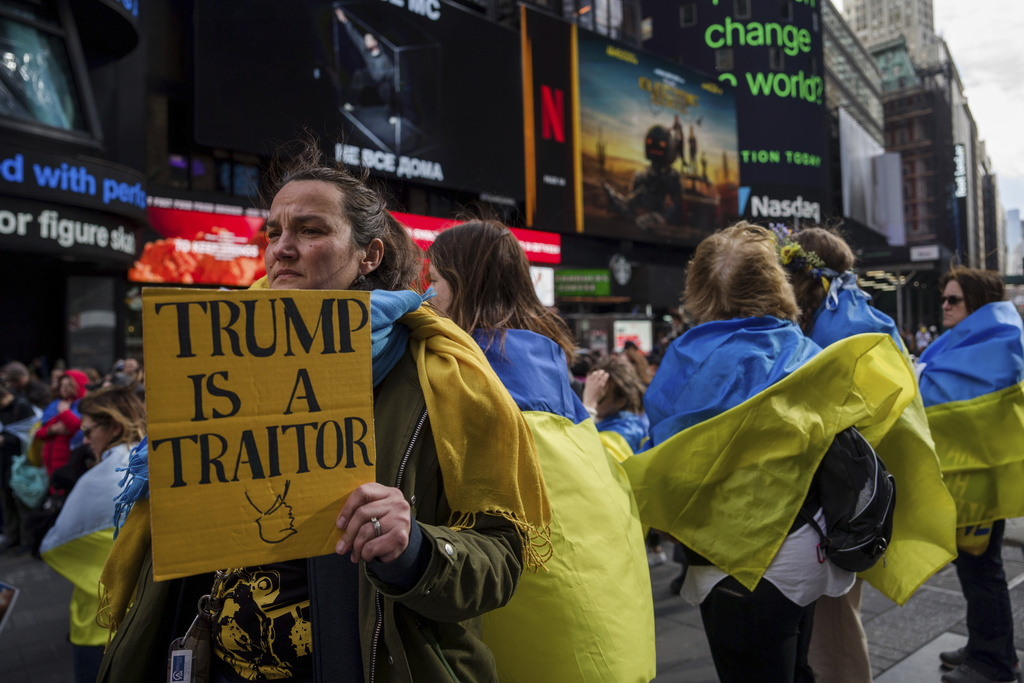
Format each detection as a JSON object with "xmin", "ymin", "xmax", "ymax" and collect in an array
[{"xmin": 169, "ymin": 649, "xmax": 193, "ymax": 683}]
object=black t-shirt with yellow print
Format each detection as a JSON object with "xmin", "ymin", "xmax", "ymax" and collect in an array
[{"xmin": 213, "ymin": 560, "xmax": 313, "ymax": 681}]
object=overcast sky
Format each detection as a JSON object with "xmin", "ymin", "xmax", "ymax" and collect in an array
[{"xmin": 834, "ymin": 0, "xmax": 1024, "ymax": 216}]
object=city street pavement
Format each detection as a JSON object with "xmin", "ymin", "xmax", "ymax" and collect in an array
[{"xmin": 3, "ymin": 520, "xmax": 1024, "ymax": 682}]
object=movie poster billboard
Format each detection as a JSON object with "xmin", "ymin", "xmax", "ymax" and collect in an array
[
  {"xmin": 579, "ymin": 33, "xmax": 740, "ymax": 244},
  {"xmin": 523, "ymin": 8, "xmax": 741, "ymax": 245},
  {"xmin": 194, "ymin": 1, "xmax": 524, "ymax": 200}
]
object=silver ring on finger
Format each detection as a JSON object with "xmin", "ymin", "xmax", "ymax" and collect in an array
[{"xmin": 371, "ymin": 516, "xmax": 382, "ymax": 538}]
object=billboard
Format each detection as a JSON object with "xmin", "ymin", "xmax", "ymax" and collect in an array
[
  {"xmin": 194, "ymin": 1, "xmax": 524, "ymax": 199},
  {"xmin": 838, "ymin": 107, "xmax": 905, "ymax": 245},
  {"xmin": 522, "ymin": 8, "xmax": 740, "ymax": 245},
  {"xmin": 129, "ymin": 200, "xmax": 267, "ymax": 287},
  {"xmin": 394, "ymin": 211, "xmax": 561, "ymax": 265},
  {"xmin": 642, "ymin": 1, "xmax": 830, "ymax": 223}
]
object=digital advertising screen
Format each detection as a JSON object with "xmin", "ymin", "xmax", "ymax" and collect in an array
[
  {"xmin": 129, "ymin": 199, "xmax": 267, "ymax": 287},
  {"xmin": 194, "ymin": 0, "xmax": 524, "ymax": 199},
  {"xmin": 577, "ymin": 31, "xmax": 740, "ymax": 245},
  {"xmin": 523, "ymin": 8, "xmax": 741, "ymax": 245},
  {"xmin": 643, "ymin": 1, "xmax": 830, "ymax": 224}
]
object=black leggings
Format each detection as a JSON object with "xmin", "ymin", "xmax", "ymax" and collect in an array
[{"xmin": 699, "ymin": 575, "xmax": 816, "ymax": 683}]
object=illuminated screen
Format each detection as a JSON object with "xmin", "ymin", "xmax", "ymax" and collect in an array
[
  {"xmin": 193, "ymin": 0, "xmax": 524, "ymax": 199},
  {"xmin": 522, "ymin": 8, "xmax": 740, "ymax": 245},
  {"xmin": 642, "ymin": 1, "xmax": 830, "ymax": 220},
  {"xmin": 129, "ymin": 204, "xmax": 266, "ymax": 287},
  {"xmin": 577, "ymin": 31, "xmax": 741, "ymax": 244}
]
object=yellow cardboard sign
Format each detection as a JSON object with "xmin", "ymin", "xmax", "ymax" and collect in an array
[{"xmin": 142, "ymin": 288, "xmax": 375, "ymax": 580}]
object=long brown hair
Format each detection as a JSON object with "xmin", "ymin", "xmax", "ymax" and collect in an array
[
  {"xmin": 790, "ymin": 227, "xmax": 855, "ymax": 335},
  {"xmin": 427, "ymin": 220, "xmax": 576, "ymax": 363},
  {"xmin": 685, "ymin": 222, "xmax": 799, "ymax": 325},
  {"xmin": 594, "ymin": 357, "xmax": 646, "ymax": 414}
]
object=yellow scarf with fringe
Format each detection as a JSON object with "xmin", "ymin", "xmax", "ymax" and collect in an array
[{"xmin": 98, "ymin": 283, "xmax": 551, "ymax": 634}]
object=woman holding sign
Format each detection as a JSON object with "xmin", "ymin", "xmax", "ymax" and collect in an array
[
  {"xmin": 96, "ymin": 144, "xmax": 549, "ymax": 683},
  {"xmin": 425, "ymin": 220, "xmax": 656, "ymax": 682}
]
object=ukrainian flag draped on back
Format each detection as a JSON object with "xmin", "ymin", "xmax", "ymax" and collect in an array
[
  {"xmin": 475, "ymin": 329, "xmax": 656, "ymax": 683},
  {"xmin": 624, "ymin": 317, "xmax": 916, "ymax": 592},
  {"xmin": 808, "ymin": 281, "xmax": 956, "ymax": 605},
  {"xmin": 918, "ymin": 301, "xmax": 1024, "ymax": 526}
]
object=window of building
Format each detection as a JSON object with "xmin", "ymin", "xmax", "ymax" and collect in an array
[
  {"xmin": 734, "ymin": 0, "xmax": 751, "ymax": 20},
  {"xmin": 716, "ymin": 47, "xmax": 734, "ymax": 71},
  {"xmin": 769, "ymin": 47, "xmax": 785, "ymax": 71},
  {"xmin": 0, "ymin": 2, "xmax": 90, "ymax": 135},
  {"xmin": 680, "ymin": 3, "xmax": 697, "ymax": 27}
]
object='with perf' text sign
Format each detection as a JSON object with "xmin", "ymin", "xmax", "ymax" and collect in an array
[{"xmin": 143, "ymin": 288, "xmax": 376, "ymax": 580}]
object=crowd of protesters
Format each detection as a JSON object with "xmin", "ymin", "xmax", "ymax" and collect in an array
[
  {"xmin": 0, "ymin": 359, "xmax": 145, "ymax": 556},
  {"xmin": 0, "ymin": 144, "xmax": 1020, "ymax": 683}
]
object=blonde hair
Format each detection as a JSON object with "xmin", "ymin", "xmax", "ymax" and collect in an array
[
  {"xmin": 78, "ymin": 386, "xmax": 147, "ymax": 451},
  {"xmin": 685, "ymin": 222, "xmax": 799, "ymax": 325}
]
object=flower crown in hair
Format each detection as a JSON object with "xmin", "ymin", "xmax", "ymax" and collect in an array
[{"xmin": 769, "ymin": 223, "xmax": 831, "ymax": 282}]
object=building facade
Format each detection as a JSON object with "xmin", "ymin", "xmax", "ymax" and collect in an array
[
  {"xmin": 843, "ymin": 0, "xmax": 938, "ymax": 67},
  {"xmin": 0, "ymin": 0, "xmax": 146, "ymax": 373}
]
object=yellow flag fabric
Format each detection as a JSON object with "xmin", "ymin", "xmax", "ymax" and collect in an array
[
  {"xmin": 43, "ymin": 527, "xmax": 116, "ymax": 646},
  {"xmin": 400, "ymin": 307, "xmax": 552, "ymax": 567},
  {"xmin": 926, "ymin": 379, "xmax": 1024, "ymax": 526},
  {"xmin": 482, "ymin": 411, "xmax": 655, "ymax": 683},
  {"xmin": 858, "ymin": 393, "xmax": 957, "ymax": 605},
  {"xmin": 98, "ymin": 498, "xmax": 151, "ymax": 632},
  {"xmin": 599, "ymin": 430, "xmax": 635, "ymax": 464},
  {"xmin": 247, "ymin": 276, "xmax": 552, "ymax": 568},
  {"xmin": 624, "ymin": 334, "xmax": 914, "ymax": 592}
]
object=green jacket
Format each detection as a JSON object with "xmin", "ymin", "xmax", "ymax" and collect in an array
[{"xmin": 97, "ymin": 349, "xmax": 523, "ymax": 682}]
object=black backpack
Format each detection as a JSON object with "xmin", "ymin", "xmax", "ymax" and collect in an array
[{"xmin": 798, "ymin": 427, "xmax": 896, "ymax": 573}]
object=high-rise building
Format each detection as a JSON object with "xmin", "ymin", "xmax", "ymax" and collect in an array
[{"xmin": 843, "ymin": 0, "xmax": 939, "ymax": 67}]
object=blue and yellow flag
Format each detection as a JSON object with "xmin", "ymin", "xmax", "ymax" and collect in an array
[
  {"xmin": 626, "ymin": 317, "xmax": 915, "ymax": 592},
  {"xmin": 596, "ymin": 411, "xmax": 648, "ymax": 454},
  {"xmin": 810, "ymin": 275, "xmax": 904, "ymax": 350},
  {"xmin": 476, "ymin": 329, "xmax": 656, "ymax": 683},
  {"xmin": 919, "ymin": 301, "xmax": 1024, "ymax": 526},
  {"xmin": 809, "ymin": 285, "xmax": 956, "ymax": 605}
]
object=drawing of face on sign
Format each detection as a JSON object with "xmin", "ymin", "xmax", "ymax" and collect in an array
[{"xmin": 245, "ymin": 481, "xmax": 298, "ymax": 544}]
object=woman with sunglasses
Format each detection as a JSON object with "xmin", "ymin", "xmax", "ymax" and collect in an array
[
  {"xmin": 40, "ymin": 385, "xmax": 146, "ymax": 683},
  {"xmin": 918, "ymin": 268, "xmax": 1024, "ymax": 683}
]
